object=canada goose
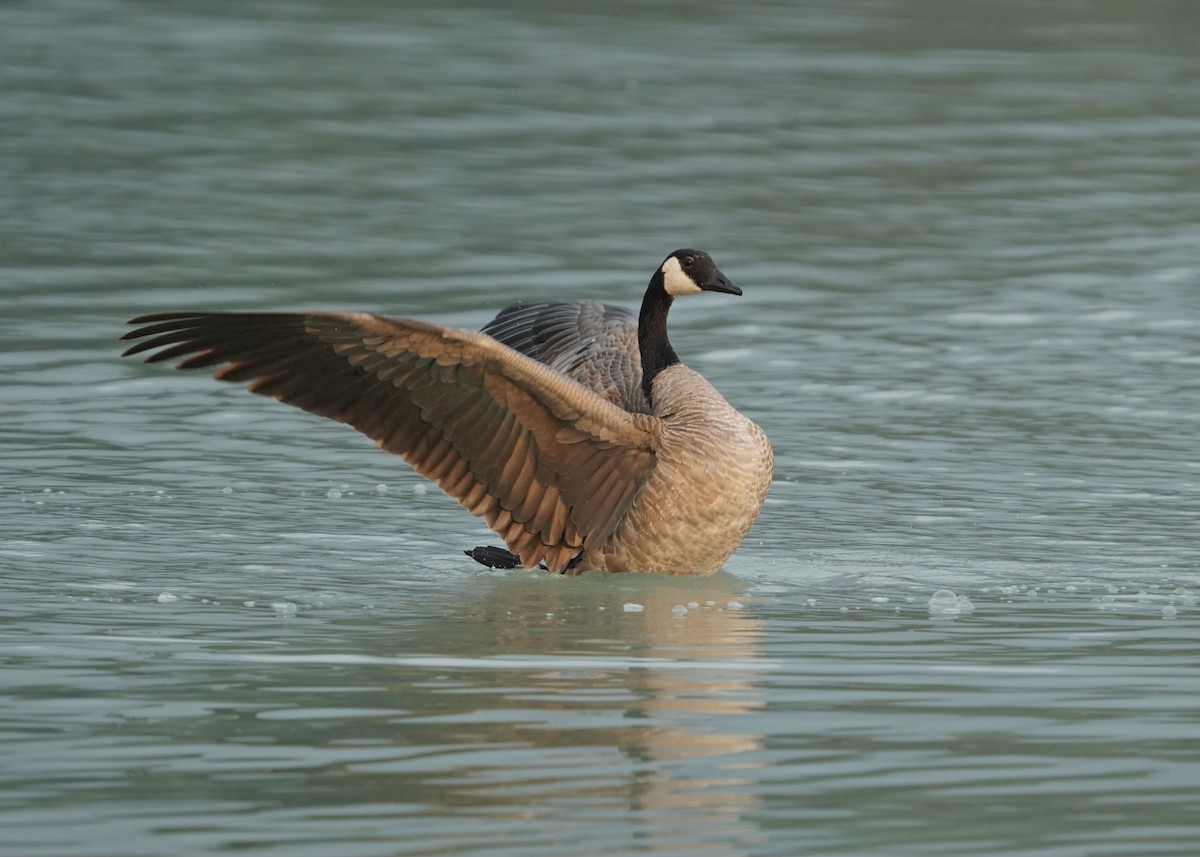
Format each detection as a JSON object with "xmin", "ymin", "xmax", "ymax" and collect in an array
[{"xmin": 120, "ymin": 249, "xmax": 773, "ymax": 575}]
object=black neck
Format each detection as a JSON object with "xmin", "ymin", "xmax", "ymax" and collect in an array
[{"xmin": 638, "ymin": 272, "xmax": 679, "ymax": 402}]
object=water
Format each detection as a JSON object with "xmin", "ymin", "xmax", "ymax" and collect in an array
[{"xmin": 2, "ymin": 1, "xmax": 1198, "ymax": 854}]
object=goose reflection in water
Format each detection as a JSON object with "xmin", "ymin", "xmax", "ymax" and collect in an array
[{"xmin": 345, "ymin": 573, "xmax": 769, "ymax": 846}]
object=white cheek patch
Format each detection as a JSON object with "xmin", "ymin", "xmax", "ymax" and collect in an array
[{"xmin": 661, "ymin": 255, "xmax": 702, "ymax": 296}]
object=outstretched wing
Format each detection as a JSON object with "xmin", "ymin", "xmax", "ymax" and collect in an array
[
  {"xmin": 481, "ymin": 300, "xmax": 649, "ymax": 414},
  {"xmin": 122, "ymin": 311, "xmax": 660, "ymax": 572}
]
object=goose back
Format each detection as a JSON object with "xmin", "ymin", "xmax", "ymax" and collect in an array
[{"xmin": 481, "ymin": 300, "xmax": 649, "ymax": 414}]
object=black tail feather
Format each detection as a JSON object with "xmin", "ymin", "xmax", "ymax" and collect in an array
[{"xmin": 465, "ymin": 546, "xmax": 523, "ymax": 569}]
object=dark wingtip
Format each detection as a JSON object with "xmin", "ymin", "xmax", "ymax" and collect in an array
[{"xmin": 120, "ymin": 312, "xmax": 208, "ymax": 360}]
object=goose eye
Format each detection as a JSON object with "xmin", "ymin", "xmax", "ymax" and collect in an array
[{"xmin": 683, "ymin": 256, "xmax": 695, "ymax": 267}]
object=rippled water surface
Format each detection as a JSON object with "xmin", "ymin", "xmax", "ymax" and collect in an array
[{"xmin": 2, "ymin": 1, "xmax": 1198, "ymax": 855}]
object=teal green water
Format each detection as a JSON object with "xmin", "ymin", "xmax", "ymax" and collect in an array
[{"xmin": 2, "ymin": 1, "xmax": 1197, "ymax": 855}]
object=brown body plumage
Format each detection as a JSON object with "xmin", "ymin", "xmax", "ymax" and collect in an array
[{"xmin": 121, "ymin": 249, "xmax": 773, "ymax": 574}]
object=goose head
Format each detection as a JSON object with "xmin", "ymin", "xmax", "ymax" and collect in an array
[
  {"xmin": 657, "ymin": 249, "xmax": 741, "ymax": 298},
  {"xmin": 639, "ymin": 249, "xmax": 741, "ymax": 401}
]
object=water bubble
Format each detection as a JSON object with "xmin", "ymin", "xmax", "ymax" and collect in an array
[
  {"xmin": 325, "ymin": 488, "xmax": 342, "ymax": 499},
  {"xmin": 671, "ymin": 604, "xmax": 689, "ymax": 617},
  {"xmin": 156, "ymin": 592, "xmax": 178, "ymax": 604},
  {"xmin": 272, "ymin": 601, "xmax": 297, "ymax": 618},
  {"xmin": 221, "ymin": 486, "xmax": 234, "ymax": 494},
  {"xmin": 1162, "ymin": 605, "xmax": 1177, "ymax": 620},
  {"xmin": 929, "ymin": 589, "xmax": 972, "ymax": 618},
  {"xmin": 622, "ymin": 602, "xmax": 644, "ymax": 613},
  {"xmin": 374, "ymin": 483, "xmax": 388, "ymax": 494},
  {"xmin": 413, "ymin": 484, "xmax": 427, "ymax": 495},
  {"xmin": 726, "ymin": 600, "xmax": 744, "ymax": 610},
  {"xmin": 929, "ymin": 589, "xmax": 958, "ymax": 607},
  {"xmin": 686, "ymin": 601, "xmax": 699, "ymax": 610}
]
